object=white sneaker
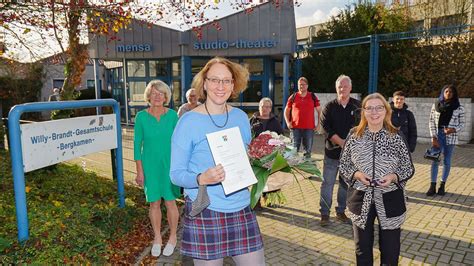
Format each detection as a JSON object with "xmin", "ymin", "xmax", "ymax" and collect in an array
[
  {"xmin": 151, "ymin": 243, "xmax": 161, "ymax": 257},
  {"xmin": 162, "ymin": 243, "xmax": 176, "ymax": 257}
]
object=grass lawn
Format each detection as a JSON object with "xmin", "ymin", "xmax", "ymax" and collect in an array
[{"xmin": 0, "ymin": 149, "xmax": 154, "ymax": 263}]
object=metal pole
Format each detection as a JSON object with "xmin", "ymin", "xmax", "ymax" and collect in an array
[
  {"xmin": 122, "ymin": 58, "xmax": 130, "ymax": 125},
  {"xmin": 368, "ymin": 34, "xmax": 380, "ymax": 94},
  {"xmin": 8, "ymin": 108, "xmax": 28, "ymax": 241},
  {"xmin": 283, "ymin": 54, "xmax": 290, "ymax": 129},
  {"xmin": 112, "ymin": 103, "xmax": 125, "ymax": 208},
  {"xmin": 94, "ymin": 58, "xmax": 102, "ymax": 114}
]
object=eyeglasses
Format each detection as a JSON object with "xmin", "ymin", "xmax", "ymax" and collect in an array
[
  {"xmin": 150, "ymin": 91, "xmax": 164, "ymax": 97},
  {"xmin": 364, "ymin": 105, "xmax": 385, "ymax": 113},
  {"xmin": 206, "ymin": 77, "xmax": 234, "ymax": 87}
]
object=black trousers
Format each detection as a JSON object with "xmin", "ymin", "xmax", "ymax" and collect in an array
[{"xmin": 353, "ymin": 204, "xmax": 401, "ymax": 265}]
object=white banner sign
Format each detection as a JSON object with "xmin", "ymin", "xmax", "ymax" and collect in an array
[{"xmin": 21, "ymin": 114, "xmax": 117, "ymax": 172}]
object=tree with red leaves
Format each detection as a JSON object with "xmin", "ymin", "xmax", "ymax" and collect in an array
[{"xmin": 0, "ymin": 0, "xmax": 297, "ymax": 118}]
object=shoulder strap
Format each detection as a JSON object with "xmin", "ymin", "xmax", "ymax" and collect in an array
[{"xmin": 290, "ymin": 93, "xmax": 296, "ymax": 104}]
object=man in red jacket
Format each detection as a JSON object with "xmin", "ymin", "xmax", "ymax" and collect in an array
[{"xmin": 284, "ymin": 77, "xmax": 321, "ymax": 159}]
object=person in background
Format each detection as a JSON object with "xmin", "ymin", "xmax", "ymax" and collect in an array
[
  {"xmin": 170, "ymin": 57, "xmax": 265, "ymax": 265},
  {"xmin": 390, "ymin": 91, "xmax": 417, "ymax": 153},
  {"xmin": 250, "ymin": 97, "xmax": 283, "ymax": 137},
  {"xmin": 48, "ymin": 88, "xmax": 61, "ymax": 101},
  {"xmin": 319, "ymin": 75, "xmax": 361, "ymax": 227},
  {"xmin": 134, "ymin": 80, "xmax": 181, "ymax": 257},
  {"xmin": 427, "ymin": 84, "xmax": 465, "ymax": 196},
  {"xmin": 178, "ymin": 88, "xmax": 201, "ymax": 117},
  {"xmin": 284, "ymin": 77, "xmax": 321, "ymax": 159},
  {"xmin": 339, "ymin": 93, "xmax": 414, "ymax": 265}
]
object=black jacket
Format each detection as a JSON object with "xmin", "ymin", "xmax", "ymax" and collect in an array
[
  {"xmin": 249, "ymin": 113, "xmax": 283, "ymax": 137},
  {"xmin": 390, "ymin": 102, "xmax": 417, "ymax": 153},
  {"xmin": 321, "ymin": 98, "xmax": 361, "ymax": 159}
]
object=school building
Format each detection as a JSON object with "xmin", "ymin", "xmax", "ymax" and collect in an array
[{"xmin": 88, "ymin": 1, "xmax": 297, "ymax": 123}]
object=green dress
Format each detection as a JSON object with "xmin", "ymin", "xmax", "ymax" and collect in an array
[{"xmin": 134, "ymin": 109, "xmax": 181, "ymax": 202}]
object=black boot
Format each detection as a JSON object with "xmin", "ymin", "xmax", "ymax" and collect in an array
[
  {"xmin": 426, "ymin": 182, "xmax": 436, "ymax": 196},
  {"xmin": 437, "ymin": 182, "xmax": 446, "ymax": 196}
]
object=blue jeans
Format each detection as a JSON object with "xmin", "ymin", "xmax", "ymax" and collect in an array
[
  {"xmin": 319, "ymin": 156, "xmax": 348, "ymax": 215},
  {"xmin": 431, "ymin": 129, "xmax": 455, "ymax": 183},
  {"xmin": 292, "ymin": 129, "xmax": 314, "ymax": 158}
]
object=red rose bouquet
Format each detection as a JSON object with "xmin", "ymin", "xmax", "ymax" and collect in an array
[{"xmin": 248, "ymin": 131, "xmax": 321, "ymax": 208}]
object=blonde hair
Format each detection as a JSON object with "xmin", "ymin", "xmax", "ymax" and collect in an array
[
  {"xmin": 144, "ymin": 79, "xmax": 172, "ymax": 105},
  {"xmin": 259, "ymin": 97, "xmax": 273, "ymax": 107},
  {"xmin": 354, "ymin": 93, "xmax": 398, "ymax": 138},
  {"xmin": 191, "ymin": 57, "xmax": 249, "ymax": 100},
  {"xmin": 298, "ymin": 77, "xmax": 308, "ymax": 84}
]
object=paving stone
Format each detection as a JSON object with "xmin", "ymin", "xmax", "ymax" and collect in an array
[
  {"xmin": 425, "ymin": 255, "xmax": 438, "ymax": 264},
  {"xmin": 74, "ymin": 134, "xmax": 474, "ymax": 265},
  {"xmin": 438, "ymin": 254, "xmax": 452, "ymax": 263},
  {"xmin": 451, "ymin": 253, "xmax": 465, "ymax": 263}
]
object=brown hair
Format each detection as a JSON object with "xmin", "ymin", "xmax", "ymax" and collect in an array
[
  {"xmin": 354, "ymin": 93, "xmax": 398, "ymax": 138},
  {"xmin": 191, "ymin": 57, "xmax": 249, "ymax": 100},
  {"xmin": 393, "ymin": 90, "xmax": 406, "ymax": 97}
]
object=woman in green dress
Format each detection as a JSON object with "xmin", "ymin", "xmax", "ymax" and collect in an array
[{"xmin": 134, "ymin": 80, "xmax": 181, "ymax": 257}]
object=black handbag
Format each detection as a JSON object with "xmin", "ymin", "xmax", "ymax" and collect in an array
[{"xmin": 424, "ymin": 147, "xmax": 441, "ymax": 162}]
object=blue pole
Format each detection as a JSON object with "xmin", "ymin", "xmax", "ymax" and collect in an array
[
  {"xmin": 8, "ymin": 99, "xmax": 125, "ymax": 241},
  {"xmin": 8, "ymin": 107, "xmax": 28, "ymax": 242},
  {"xmin": 283, "ymin": 54, "xmax": 290, "ymax": 128},
  {"xmin": 368, "ymin": 34, "xmax": 380, "ymax": 94},
  {"xmin": 112, "ymin": 104, "xmax": 125, "ymax": 208}
]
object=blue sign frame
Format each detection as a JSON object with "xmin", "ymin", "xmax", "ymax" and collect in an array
[{"xmin": 8, "ymin": 99, "xmax": 125, "ymax": 242}]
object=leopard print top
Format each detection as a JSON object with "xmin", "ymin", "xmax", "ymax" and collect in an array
[{"xmin": 339, "ymin": 127, "xmax": 415, "ymax": 230}]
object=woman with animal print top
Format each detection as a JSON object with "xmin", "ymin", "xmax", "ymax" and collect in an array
[{"xmin": 339, "ymin": 93, "xmax": 415, "ymax": 265}]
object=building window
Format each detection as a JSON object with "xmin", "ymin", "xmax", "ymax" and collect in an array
[
  {"xmin": 242, "ymin": 80, "xmax": 262, "ymax": 103},
  {"xmin": 412, "ymin": 20, "xmax": 424, "ymax": 31},
  {"xmin": 129, "ymin": 81, "xmax": 147, "ymax": 103},
  {"xmin": 172, "ymin": 59, "xmax": 181, "ymax": 77},
  {"xmin": 191, "ymin": 58, "xmax": 209, "ymax": 75},
  {"xmin": 86, "ymin": 80, "xmax": 102, "ymax": 90},
  {"xmin": 52, "ymin": 79, "xmax": 64, "ymax": 90},
  {"xmin": 150, "ymin": 60, "xmax": 168, "ymax": 77},
  {"xmin": 242, "ymin": 58, "xmax": 263, "ymax": 76},
  {"xmin": 275, "ymin": 62, "xmax": 283, "ymax": 77},
  {"xmin": 172, "ymin": 80, "xmax": 181, "ymax": 107},
  {"xmin": 127, "ymin": 60, "xmax": 146, "ymax": 77},
  {"xmin": 431, "ymin": 14, "xmax": 467, "ymax": 29}
]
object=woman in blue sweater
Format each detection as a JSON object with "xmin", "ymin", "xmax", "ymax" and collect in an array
[{"xmin": 170, "ymin": 57, "xmax": 265, "ymax": 265}]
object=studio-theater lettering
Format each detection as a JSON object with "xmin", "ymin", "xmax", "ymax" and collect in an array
[
  {"xmin": 193, "ymin": 39, "xmax": 278, "ymax": 50},
  {"xmin": 116, "ymin": 44, "xmax": 152, "ymax": 52}
]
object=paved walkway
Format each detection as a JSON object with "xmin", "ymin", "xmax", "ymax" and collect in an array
[{"xmin": 70, "ymin": 133, "xmax": 474, "ymax": 265}]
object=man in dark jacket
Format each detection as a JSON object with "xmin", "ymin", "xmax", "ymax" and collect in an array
[
  {"xmin": 319, "ymin": 75, "xmax": 361, "ymax": 227},
  {"xmin": 390, "ymin": 91, "xmax": 417, "ymax": 153}
]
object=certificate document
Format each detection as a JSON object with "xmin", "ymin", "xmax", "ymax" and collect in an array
[{"xmin": 206, "ymin": 127, "xmax": 257, "ymax": 195}]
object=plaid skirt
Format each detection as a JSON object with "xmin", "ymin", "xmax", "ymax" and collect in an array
[{"xmin": 181, "ymin": 197, "xmax": 264, "ymax": 260}]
